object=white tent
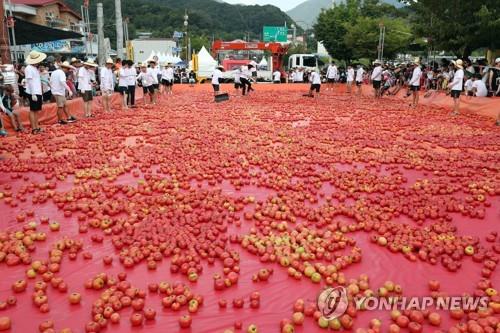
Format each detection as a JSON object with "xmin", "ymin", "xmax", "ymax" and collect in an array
[{"xmin": 197, "ymin": 46, "xmax": 217, "ymax": 78}]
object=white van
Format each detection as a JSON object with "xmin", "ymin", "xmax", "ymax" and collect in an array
[{"xmin": 288, "ymin": 54, "xmax": 319, "ymax": 70}]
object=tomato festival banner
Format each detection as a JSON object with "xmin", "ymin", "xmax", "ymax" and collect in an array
[{"xmin": 31, "ymin": 40, "xmax": 85, "ymax": 54}]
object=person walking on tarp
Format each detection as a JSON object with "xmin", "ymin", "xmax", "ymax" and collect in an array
[
  {"xmin": 50, "ymin": 61, "xmax": 76, "ymax": 123},
  {"xmin": 240, "ymin": 64, "xmax": 254, "ymax": 96},
  {"xmin": 326, "ymin": 61, "xmax": 338, "ymax": 91},
  {"xmin": 212, "ymin": 66, "xmax": 224, "ymax": 96},
  {"xmin": 100, "ymin": 58, "xmax": 115, "ymax": 113},
  {"xmin": 79, "ymin": 60, "xmax": 98, "ymax": 118},
  {"xmin": 307, "ymin": 68, "xmax": 322, "ymax": 98},
  {"xmin": 409, "ymin": 58, "xmax": 422, "ymax": 108},
  {"xmin": 448, "ymin": 59, "xmax": 464, "ymax": 116},
  {"xmin": 355, "ymin": 65, "xmax": 364, "ymax": 96},
  {"xmin": 371, "ymin": 60, "xmax": 383, "ymax": 99},
  {"xmin": 25, "ymin": 51, "xmax": 46, "ymax": 134},
  {"xmin": 137, "ymin": 63, "xmax": 156, "ymax": 104}
]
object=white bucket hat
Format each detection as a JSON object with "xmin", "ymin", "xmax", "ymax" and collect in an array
[{"xmin": 25, "ymin": 51, "xmax": 47, "ymax": 65}]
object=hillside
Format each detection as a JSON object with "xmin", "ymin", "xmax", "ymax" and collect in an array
[
  {"xmin": 64, "ymin": 0, "xmax": 295, "ymax": 46},
  {"xmin": 287, "ymin": 0, "xmax": 404, "ymax": 28}
]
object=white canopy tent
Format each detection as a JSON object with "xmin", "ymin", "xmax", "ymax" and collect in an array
[{"xmin": 196, "ymin": 46, "xmax": 217, "ymax": 78}]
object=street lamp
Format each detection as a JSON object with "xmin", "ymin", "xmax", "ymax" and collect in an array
[{"xmin": 183, "ymin": 11, "xmax": 190, "ymax": 63}]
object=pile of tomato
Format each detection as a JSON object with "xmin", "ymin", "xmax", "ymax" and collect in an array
[{"xmin": 0, "ymin": 87, "xmax": 498, "ymax": 332}]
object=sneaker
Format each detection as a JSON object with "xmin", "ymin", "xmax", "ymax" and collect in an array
[
  {"xmin": 0, "ymin": 129, "xmax": 7, "ymax": 137},
  {"xmin": 67, "ymin": 116, "xmax": 77, "ymax": 123},
  {"xmin": 58, "ymin": 120, "xmax": 68, "ymax": 125}
]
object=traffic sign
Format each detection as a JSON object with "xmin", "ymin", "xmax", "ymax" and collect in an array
[{"xmin": 263, "ymin": 26, "xmax": 287, "ymax": 42}]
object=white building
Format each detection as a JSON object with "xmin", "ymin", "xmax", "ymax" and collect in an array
[{"xmin": 130, "ymin": 38, "xmax": 177, "ymax": 63}]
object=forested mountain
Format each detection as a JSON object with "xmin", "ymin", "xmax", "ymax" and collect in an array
[{"xmin": 65, "ymin": 0, "xmax": 296, "ymax": 48}]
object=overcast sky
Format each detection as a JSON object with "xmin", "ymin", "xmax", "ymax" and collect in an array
[{"xmin": 223, "ymin": 0, "xmax": 306, "ymax": 11}]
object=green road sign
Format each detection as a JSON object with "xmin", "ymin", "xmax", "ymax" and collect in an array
[{"xmin": 263, "ymin": 26, "xmax": 288, "ymax": 42}]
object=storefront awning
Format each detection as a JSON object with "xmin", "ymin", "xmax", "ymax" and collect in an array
[{"xmin": 9, "ymin": 17, "xmax": 82, "ymax": 45}]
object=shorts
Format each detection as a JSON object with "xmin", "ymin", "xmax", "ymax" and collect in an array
[
  {"xmin": 29, "ymin": 94, "xmax": 43, "ymax": 111},
  {"xmin": 252, "ymin": 72, "xmax": 257, "ymax": 78},
  {"xmin": 54, "ymin": 95, "xmax": 66, "ymax": 107},
  {"xmin": 372, "ymin": 80, "xmax": 381, "ymax": 89},
  {"xmin": 234, "ymin": 82, "xmax": 241, "ymax": 89},
  {"xmin": 310, "ymin": 84, "xmax": 321, "ymax": 93},
  {"xmin": 189, "ymin": 78, "xmax": 195, "ymax": 84},
  {"xmin": 327, "ymin": 78, "xmax": 335, "ymax": 83},
  {"xmin": 43, "ymin": 91, "xmax": 52, "ymax": 102},
  {"xmin": 118, "ymin": 86, "xmax": 128, "ymax": 94},
  {"xmin": 356, "ymin": 81, "xmax": 362, "ymax": 86},
  {"xmin": 212, "ymin": 84, "xmax": 220, "ymax": 92},
  {"xmin": 82, "ymin": 91, "xmax": 93, "ymax": 102},
  {"xmin": 450, "ymin": 90, "xmax": 461, "ymax": 98},
  {"xmin": 143, "ymin": 85, "xmax": 155, "ymax": 94},
  {"xmin": 162, "ymin": 79, "xmax": 173, "ymax": 86},
  {"xmin": 153, "ymin": 83, "xmax": 160, "ymax": 90},
  {"xmin": 410, "ymin": 85, "xmax": 420, "ymax": 91},
  {"xmin": 273, "ymin": 81, "xmax": 281, "ymax": 84}
]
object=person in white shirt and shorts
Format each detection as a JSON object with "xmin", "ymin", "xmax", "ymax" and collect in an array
[
  {"xmin": 307, "ymin": 69, "xmax": 322, "ymax": 98},
  {"xmin": 326, "ymin": 61, "xmax": 338, "ymax": 91},
  {"xmin": 371, "ymin": 60, "xmax": 383, "ymax": 98},
  {"xmin": 100, "ymin": 58, "xmax": 115, "ymax": 113},
  {"xmin": 50, "ymin": 61, "xmax": 75, "ymax": 124},
  {"xmin": 24, "ymin": 51, "xmax": 46, "ymax": 134},
  {"xmin": 448, "ymin": 59, "xmax": 465, "ymax": 115},
  {"xmin": 212, "ymin": 66, "xmax": 224, "ymax": 96},
  {"xmin": 79, "ymin": 60, "xmax": 98, "ymax": 117}
]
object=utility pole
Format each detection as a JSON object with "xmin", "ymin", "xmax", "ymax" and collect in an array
[
  {"xmin": 0, "ymin": 0, "xmax": 12, "ymax": 63},
  {"xmin": 115, "ymin": 0, "xmax": 124, "ymax": 59},
  {"xmin": 97, "ymin": 3, "xmax": 105, "ymax": 66}
]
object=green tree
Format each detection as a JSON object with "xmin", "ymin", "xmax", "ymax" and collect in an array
[
  {"xmin": 401, "ymin": 0, "xmax": 499, "ymax": 57},
  {"xmin": 344, "ymin": 16, "xmax": 412, "ymax": 60},
  {"xmin": 314, "ymin": 0, "xmax": 412, "ymax": 62},
  {"xmin": 314, "ymin": 0, "xmax": 360, "ymax": 62}
]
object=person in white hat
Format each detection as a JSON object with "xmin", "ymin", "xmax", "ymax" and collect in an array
[
  {"xmin": 79, "ymin": 60, "xmax": 98, "ymax": 117},
  {"xmin": 409, "ymin": 58, "xmax": 422, "ymax": 108},
  {"xmin": 147, "ymin": 58, "xmax": 160, "ymax": 101},
  {"xmin": 50, "ymin": 61, "xmax": 76, "ymax": 125},
  {"xmin": 25, "ymin": 50, "xmax": 47, "ymax": 134},
  {"xmin": 448, "ymin": 59, "xmax": 464, "ymax": 115},
  {"xmin": 371, "ymin": 60, "xmax": 383, "ymax": 98},
  {"xmin": 161, "ymin": 63, "xmax": 174, "ymax": 96},
  {"xmin": 136, "ymin": 63, "xmax": 156, "ymax": 104},
  {"xmin": 100, "ymin": 58, "xmax": 115, "ymax": 113}
]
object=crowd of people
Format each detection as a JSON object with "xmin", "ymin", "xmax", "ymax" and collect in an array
[
  {"xmin": 1, "ymin": 51, "xmax": 499, "ymax": 135},
  {"xmin": 0, "ymin": 51, "xmax": 199, "ymax": 136}
]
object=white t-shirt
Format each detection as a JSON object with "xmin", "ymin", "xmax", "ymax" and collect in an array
[
  {"xmin": 273, "ymin": 71, "xmax": 281, "ymax": 82},
  {"xmin": 147, "ymin": 68, "xmax": 158, "ymax": 84},
  {"xmin": 151, "ymin": 66, "xmax": 161, "ymax": 82},
  {"xmin": 347, "ymin": 68, "xmax": 355, "ymax": 82},
  {"xmin": 409, "ymin": 66, "xmax": 422, "ymax": 86},
  {"xmin": 50, "ymin": 69, "xmax": 67, "ymax": 96},
  {"xmin": 162, "ymin": 67, "xmax": 174, "ymax": 81},
  {"xmin": 234, "ymin": 70, "xmax": 241, "ymax": 83},
  {"xmin": 125, "ymin": 68, "xmax": 136, "ymax": 86},
  {"xmin": 295, "ymin": 71, "xmax": 304, "ymax": 82},
  {"xmin": 100, "ymin": 67, "xmax": 114, "ymax": 91},
  {"xmin": 25, "ymin": 64, "xmax": 42, "ymax": 95},
  {"xmin": 450, "ymin": 69, "xmax": 464, "ymax": 91},
  {"xmin": 78, "ymin": 67, "xmax": 92, "ymax": 92},
  {"xmin": 212, "ymin": 69, "xmax": 222, "ymax": 85},
  {"xmin": 311, "ymin": 71, "xmax": 321, "ymax": 85},
  {"xmin": 371, "ymin": 66, "xmax": 383, "ymax": 81},
  {"xmin": 356, "ymin": 68, "xmax": 364, "ymax": 82},
  {"xmin": 464, "ymin": 79, "xmax": 473, "ymax": 92},
  {"xmin": 326, "ymin": 65, "xmax": 338, "ymax": 79},
  {"xmin": 118, "ymin": 68, "xmax": 129, "ymax": 87},
  {"xmin": 137, "ymin": 70, "xmax": 155, "ymax": 87},
  {"xmin": 472, "ymin": 80, "xmax": 487, "ymax": 97}
]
